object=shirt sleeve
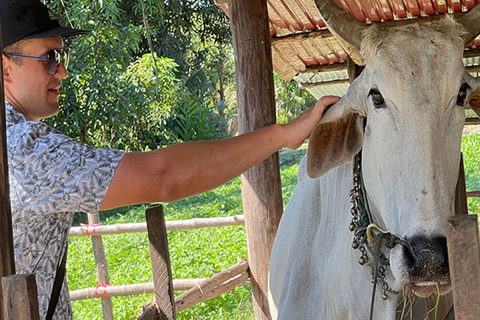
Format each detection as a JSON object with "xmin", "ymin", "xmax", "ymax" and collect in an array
[{"xmin": 8, "ymin": 121, "xmax": 125, "ymax": 215}]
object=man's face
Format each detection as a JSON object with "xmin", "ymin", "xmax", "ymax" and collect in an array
[{"xmin": 3, "ymin": 36, "xmax": 68, "ymax": 121}]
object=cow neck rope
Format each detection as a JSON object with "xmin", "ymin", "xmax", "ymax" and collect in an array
[{"xmin": 349, "ymin": 151, "xmax": 408, "ymax": 318}]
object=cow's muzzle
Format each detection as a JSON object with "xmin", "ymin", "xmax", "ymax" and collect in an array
[{"xmin": 402, "ymin": 236, "xmax": 450, "ymax": 296}]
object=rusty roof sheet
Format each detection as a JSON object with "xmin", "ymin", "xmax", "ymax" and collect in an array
[{"xmin": 216, "ymin": 0, "xmax": 480, "ymax": 82}]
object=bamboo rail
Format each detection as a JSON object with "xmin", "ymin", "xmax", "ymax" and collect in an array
[
  {"xmin": 70, "ymin": 278, "xmax": 251, "ymax": 301},
  {"xmin": 69, "ymin": 215, "xmax": 245, "ymax": 237}
]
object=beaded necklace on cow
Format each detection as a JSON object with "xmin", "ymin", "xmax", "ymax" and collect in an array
[{"xmin": 349, "ymin": 150, "xmax": 409, "ymax": 319}]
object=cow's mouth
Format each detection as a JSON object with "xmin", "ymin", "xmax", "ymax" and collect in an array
[{"xmin": 409, "ymin": 281, "xmax": 451, "ymax": 298}]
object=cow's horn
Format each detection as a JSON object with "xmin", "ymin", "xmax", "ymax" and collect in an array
[
  {"xmin": 314, "ymin": 0, "xmax": 367, "ymax": 65},
  {"xmin": 457, "ymin": 5, "xmax": 480, "ymax": 45}
]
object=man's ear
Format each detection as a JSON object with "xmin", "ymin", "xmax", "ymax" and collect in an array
[
  {"xmin": 2, "ymin": 54, "xmax": 11, "ymax": 79},
  {"xmin": 306, "ymin": 103, "xmax": 364, "ymax": 178}
]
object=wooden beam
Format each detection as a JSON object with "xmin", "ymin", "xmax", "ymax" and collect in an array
[
  {"xmin": 0, "ymin": 13, "xmax": 16, "ymax": 320},
  {"xmin": 175, "ymin": 259, "xmax": 249, "ymax": 313},
  {"xmin": 447, "ymin": 214, "xmax": 480, "ymax": 320},
  {"xmin": 468, "ymin": 191, "xmax": 480, "ymax": 198},
  {"xmin": 271, "ymin": 29, "xmax": 333, "ymax": 45},
  {"xmin": 303, "ymin": 59, "xmax": 480, "ymax": 76},
  {"xmin": 466, "ymin": 118, "xmax": 480, "ymax": 125},
  {"xmin": 2, "ymin": 274, "xmax": 40, "ymax": 320},
  {"xmin": 146, "ymin": 205, "xmax": 176, "ymax": 320},
  {"xmin": 230, "ymin": 1, "xmax": 282, "ymax": 319},
  {"xmin": 464, "ymin": 49, "xmax": 480, "ymax": 59},
  {"xmin": 466, "ymin": 65, "xmax": 480, "ymax": 73},
  {"xmin": 299, "ymin": 79, "xmax": 349, "ymax": 89}
]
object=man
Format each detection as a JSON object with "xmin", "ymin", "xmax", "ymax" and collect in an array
[{"xmin": 1, "ymin": 0, "xmax": 339, "ymax": 319}]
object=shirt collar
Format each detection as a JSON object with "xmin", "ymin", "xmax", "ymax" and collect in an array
[{"xmin": 5, "ymin": 101, "xmax": 28, "ymax": 126}]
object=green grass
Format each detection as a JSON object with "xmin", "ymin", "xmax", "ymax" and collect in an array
[{"xmin": 68, "ymin": 134, "xmax": 480, "ymax": 319}]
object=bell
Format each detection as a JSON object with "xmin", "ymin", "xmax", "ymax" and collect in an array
[
  {"xmin": 352, "ymin": 241, "xmax": 359, "ymax": 249},
  {"xmin": 349, "ymin": 223, "xmax": 355, "ymax": 231},
  {"xmin": 382, "ymin": 291, "xmax": 388, "ymax": 300},
  {"xmin": 358, "ymin": 257, "xmax": 366, "ymax": 265}
]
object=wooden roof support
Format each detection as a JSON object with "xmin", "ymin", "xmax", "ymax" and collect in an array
[
  {"xmin": 302, "ymin": 58, "xmax": 480, "ymax": 75},
  {"xmin": 230, "ymin": 0, "xmax": 282, "ymax": 319}
]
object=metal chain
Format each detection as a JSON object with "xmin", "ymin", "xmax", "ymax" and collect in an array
[{"xmin": 349, "ymin": 152, "xmax": 402, "ymax": 302}]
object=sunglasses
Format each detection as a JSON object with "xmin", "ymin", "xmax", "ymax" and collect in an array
[{"xmin": 4, "ymin": 48, "xmax": 70, "ymax": 75}]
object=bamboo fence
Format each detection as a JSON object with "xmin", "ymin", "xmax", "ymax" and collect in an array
[
  {"xmin": 69, "ymin": 215, "xmax": 245, "ymax": 237},
  {"xmin": 68, "ymin": 214, "xmax": 250, "ymax": 315}
]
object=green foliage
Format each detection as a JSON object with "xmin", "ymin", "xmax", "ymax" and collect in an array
[
  {"xmin": 274, "ymin": 74, "xmax": 317, "ymax": 124},
  {"xmin": 462, "ymin": 132, "xmax": 480, "ymax": 214},
  {"xmin": 42, "ymin": 0, "xmax": 234, "ymax": 151}
]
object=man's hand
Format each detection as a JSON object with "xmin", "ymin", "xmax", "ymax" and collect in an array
[{"xmin": 281, "ymin": 95, "xmax": 341, "ymax": 150}]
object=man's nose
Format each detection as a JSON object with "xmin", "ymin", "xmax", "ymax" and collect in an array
[{"xmin": 55, "ymin": 62, "xmax": 68, "ymax": 79}]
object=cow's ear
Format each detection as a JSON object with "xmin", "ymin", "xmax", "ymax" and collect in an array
[
  {"xmin": 470, "ymin": 86, "xmax": 480, "ymax": 117},
  {"xmin": 306, "ymin": 112, "xmax": 364, "ymax": 178}
]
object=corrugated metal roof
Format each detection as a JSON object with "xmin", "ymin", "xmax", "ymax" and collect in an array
[
  {"xmin": 216, "ymin": 0, "xmax": 480, "ymax": 83},
  {"xmin": 297, "ymin": 56, "xmax": 480, "ymax": 98}
]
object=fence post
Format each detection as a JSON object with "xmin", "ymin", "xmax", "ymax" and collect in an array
[
  {"xmin": 447, "ymin": 214, "xmax": 480, "ymax": 320},
  {"xmin": 87, "ymin": 213, "xmax": 114, "ymax": 320},
  {"xmin": 0, "ymin": 12, "xmax": 17, "ymax": 320},
  {"xmin": 146, "ymin": 204, "xmax": 175, "ymax": 320},
  {"xmin": 2, "ymin": 274, "xmax": 40, "ymax": 320}
]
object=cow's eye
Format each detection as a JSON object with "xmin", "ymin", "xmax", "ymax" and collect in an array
[
  {"xmin": 457, "ymin": 83, "xmax": 470, "ymax": 106},
  {"xmin": 368, "ymin": 89, "xmax": 385, "ymax": 108}
]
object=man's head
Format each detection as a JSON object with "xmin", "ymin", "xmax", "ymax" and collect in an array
[{"xmin": 1, "ymin": 0, "xmax": 89, "ymax": 120}]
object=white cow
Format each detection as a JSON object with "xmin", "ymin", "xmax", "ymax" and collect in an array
[{"xmin": 268, "ymin": 2, "xmax": 480, "ymax": 319}]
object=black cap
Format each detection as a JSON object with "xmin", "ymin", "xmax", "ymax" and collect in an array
[{"xmin": 0, "ymin": 0, "xmax": 90, "ymax": 48}]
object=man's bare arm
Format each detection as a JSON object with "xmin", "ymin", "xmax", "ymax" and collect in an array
[{"xmin": 100, "ymin": 96, "xmax": 340, "ymax": 210}]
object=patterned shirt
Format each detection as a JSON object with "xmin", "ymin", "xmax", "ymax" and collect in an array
[{"xmin": 6, "ymin": 101, "xmax": 124, "ymax": 319}]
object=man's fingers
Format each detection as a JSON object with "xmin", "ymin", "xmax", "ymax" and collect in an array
[{"xmin": 315, "ymin": 95, "xmax": 341, "ymax": 112}]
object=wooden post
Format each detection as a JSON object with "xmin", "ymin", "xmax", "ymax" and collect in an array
[
  {"xmin": 137, "ymin": 303, "xmax": 159, "ymax": 320},
  {"xmin": 455, "ymin": 154, "xmax": 468, "ymax": 215},
  {"xmin": 447, "ymin": 214, "xmax": 480, "ymax": 319},
  {"xmin": 87, "ymin": 213, "xmax": 114, "ymax": 320},
  {"xmin": 230, "ymin": 1, "xmax": 282, "ymax": 319},
  {"xmin": 0, "ymin": 12, "xmax": 16, "ymax": 320},
  {"xmin": 2, "ymin": 274, "xmax": 40, "ymax": 320},
  {"xmin": 146, "ymin": 205, "xmax": 175, "ymax": 320}
]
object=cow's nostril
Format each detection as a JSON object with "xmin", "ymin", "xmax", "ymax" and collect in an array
[
  {"xmin": 404, "ymin": 236, "xmax": 449, "ymax": 281},
  {"xmin": 402, "ymin": 244, "xmax": 416, "ymax": 270}
]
